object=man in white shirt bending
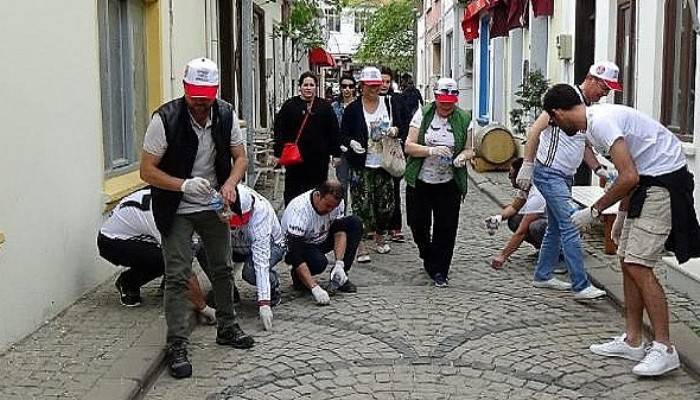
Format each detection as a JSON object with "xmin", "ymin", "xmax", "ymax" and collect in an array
[{"xmin": 281, "ymin": 180, "xmax": 362, "ymax": 305}]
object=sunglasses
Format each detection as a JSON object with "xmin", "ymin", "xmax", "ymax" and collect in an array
[
  {"xmin": 437, "ymin": 88, "xmax": 459, "ymax": 96},
  {"xmin": 341, "ymin": 84, "xmax": 355, "ymax": 89}
]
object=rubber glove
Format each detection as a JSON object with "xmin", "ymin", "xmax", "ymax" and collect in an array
[
  {"xmin": 428, "ymin": 146, "xmax": 452, "ymax": 158},
  {"xmin": 349, "ymin": 140, "xmax": 366, "ymax": 154},
  {"xmin": 311, "ymin": 285, "xmax": 330, "ymax": 305},
  {"xmin": 516, "ymin": 161, "xmax": 534, "ymax": 191},
  {"xmin": 259, "ymin": 305, "xmax": 273, "ymax": 331},
  {"xmin": 198, "ymin": 305, "xmax": 217, "ymax": 325},
  {"xmin": 595, "ymin": 165, "xmax": 618, "ymax": 184},
  {"xmin": 571, "ymin": 206, "xmax": 596, "ymax": 230},
  {"xmin": 453, "ymin": 150, "xmax": 473, "ymax": 168},
  {"xmin": 181, "ymin": 177, "xmax": 212, "ymax": 196},
  {"xmin": 330, "ymin": 260, "xmax": 348, "ymax": 288}
]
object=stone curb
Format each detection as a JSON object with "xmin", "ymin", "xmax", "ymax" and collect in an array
[{"xmin": 468, "ymin": 167, "xmax": 700, "ymax": 378}]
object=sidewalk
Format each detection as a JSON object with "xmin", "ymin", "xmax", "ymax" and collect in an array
[{"xmin": 468, "ymin": 166, "xmax": 700, "ymax": 375}]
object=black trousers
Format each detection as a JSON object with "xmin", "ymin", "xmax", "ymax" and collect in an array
[
  {"xmin": 98, "ymin": 233, "xmax": 164, "ymax": 290},
  {"xmin": 406, "ymin": 180, "xmax": 461, "ymax": 278},
  {"xmin": 389, "ymin": 176, "xmax": 403, "ymax": 231},
  {"xmin": 285, "ymin": 216, "xmax": 362, "ymax": 275},
  {"xmin": 284, "ymin": 156, "xmax": 329, "ymax": 206}
]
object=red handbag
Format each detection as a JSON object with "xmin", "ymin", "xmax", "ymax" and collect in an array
[{"xmin": 279, "ymin": 99, "xmax": 313, "ymax": 166}]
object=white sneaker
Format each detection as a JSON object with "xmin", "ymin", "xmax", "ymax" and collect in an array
[
  {"xmin": 376, "ymin": 243, "xmax": 391, "ymax": 254},
  {"xmin": 589, "ymin": 334, "xmax": 646, "ymax": 361},
  {"xmin": 533, "ymin": 278, "xmax": 571, "ymax": 291},
  {"xmin": 574, "ymin": 285, "xmax": 606, "ymax": 300},
  {"xmin": 632, "ymin": 341, "xmax": 680, "ymax": 376}
]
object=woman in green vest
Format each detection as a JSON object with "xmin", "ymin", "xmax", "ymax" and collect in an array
[{"xmin": 404, "ymin": 77, "xmax": 474, "ymax": 287}]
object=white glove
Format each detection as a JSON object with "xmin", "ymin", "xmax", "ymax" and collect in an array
[
  {"xmin": 340, "ymin": 145, "xmax": 348, "ymax": 152},
  {"xmin": 571, "ymin": 207, "xmax": 596, "ymax": 230},
  {"xmin": 198, "ymin": 305, "xmax": 217, "ymax": 325},
  {"xmin": 611, "ymin": 211, "xmax": 626, "ymax": 245},
  {"xmin": 181, "ymin": 177, "xmax": 212, "ymax": 196},
  {"xmin": 330, "ymin": 260, "xmax": 348, "ymax": 287},
  {"xmin": 428, "ymin": 146, "xmax": 452, "ymax": 158},
  {"xmin": 484, "ymin": 215, "xmax": 502, "ymax": 235},
  {"xmin": 595, "ymin": 165, "xmax": 618, "ymax": 183},
  {"xmin": 259, "ymin": 305, "xmax": 273, "ymax": 331},
  {"xmin": 349, "ymin": 140, "xmax": 366, "ymax": 154},
  {"xmin": 386, "ymin": 126, "xmax": 399, "ymax": 138},
  {"xmin": 311, "ymin": 285, "xmax": 330, "ymax": 305},
  {"xmin": 516, "ymin": 161, "xmax": 534, "ymax": 190},
  {"xmin": 453, "ymin": 151, "xmax": 473, "ymax": 168}
]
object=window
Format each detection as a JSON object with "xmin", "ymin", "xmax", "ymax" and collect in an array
[
  {"xmin": 445, "ymin": 32, "xmax": 453, "ymax": 78},
  {"xmin": 354, "ymin": 10, "xmax": 369, "ymax": 34},
  {"xmin": 661, "ymin": 0, "xmax": 696, "ymax": 140},
  {"xmin": 325, "ymin": 9, "xmax": 341, "ymax": 32},
  {"xmin": 98, "ymin": 0, "xmax": 148, "ymax": 174},
  {"xmin": 615, "ymin": 0, "xmax": 636, "ymax": 106}
]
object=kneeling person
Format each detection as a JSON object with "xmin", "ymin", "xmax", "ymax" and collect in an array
[
  {"xmin": 281, "ymin": 180, "xmax": 362, "ymax": 305},
  {"xmin": 229, "ymin": 184, "xmax": 285, "ymax": 330}
]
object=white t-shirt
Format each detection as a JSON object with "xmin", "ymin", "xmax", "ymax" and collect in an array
[
  {"xmin": 281, "ymin": 190, "xmax": 345, "ymax": 245},
  {"xmin": 410, "ymin": 109, "xmax": 455, "ymax": 183},
  {"xmin": 518, "ymin": 185, "xmax": 546, "ymax": 215},
  {"xmin": 100, "ymin": 189, "xmax": 161, "ymax": 244},
  {"xmin": 364, "ymin": 98, "xmax": 390, "ymax": 168},
  {"xmin": 229, "ymin": 185, "xmax": 284, "ymax": 302},
  {"xmin": 585, "ymin": 104, "xmax": 686, "ymax": 176},
  {"xmin": 142, "ymin": 111, "xmax": 244, "ymax": 214}
]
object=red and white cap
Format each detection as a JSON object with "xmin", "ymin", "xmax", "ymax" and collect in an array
[
  {"xmin": 588, "ymin": 61, "xmax": 622, "ymax": 91},
  {"xmin": 433, "ymin": 77, "xmax": 459, "ymax": 103},
  {"xmin": 183, "ymin": 57, "xmax": 219, "ymax": 99},
  {"xmin": 229, "ymin": 185, "xmax": 255, "ymax": 228},
  {"xmin": 359, "ymin": 66, "xmax": 382, "ymax": 86}
]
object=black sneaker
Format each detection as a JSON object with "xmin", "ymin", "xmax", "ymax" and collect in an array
[
  {"xmin": 433, "ymin": 273, "xmax": 448, "ymax": 288},
  {"xmin": 270, "ymin": 287, "xmax": 282, "ymax": 307},
  {"xmin": 216, "ymin": 324, "xmax": 255, "ymax": 349},
  {"xmin": 167, "ymin": 342, "xmax": 192, "ymax": 379},
  {"xmin": 115, "ymin": 274, "xmax": 142, "ymax": 307},
  {"xmin": 338, "ymin": 280, "xmax": 357, "ymax": 293}
]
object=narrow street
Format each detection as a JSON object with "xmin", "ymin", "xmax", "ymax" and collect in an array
[{"xmin": 142, "ymin": 186, "xmax": 700, "ymax": 400}]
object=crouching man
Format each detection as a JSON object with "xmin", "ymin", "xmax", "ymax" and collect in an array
[{"xmin": 281, "ymin": 180, "xmax": 362, "ymax": 305}]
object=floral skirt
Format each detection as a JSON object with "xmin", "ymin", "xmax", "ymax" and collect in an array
[{"xmin": 349, "ymin": 167, "xmax": 395, "ymax": 234}]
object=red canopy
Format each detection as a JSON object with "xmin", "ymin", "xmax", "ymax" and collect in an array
[
  {"xmin": 309, "ymin": 47, "xmax": 336, "ymax": 67},
  {"xmin": 461, "ymin": 0, "xmax": 490, "ymax": 41}
]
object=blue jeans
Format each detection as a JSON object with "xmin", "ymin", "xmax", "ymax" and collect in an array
[
  {"xmin": 533, "ymin": 163, "xmax": 590, "ymax": 292},
  {"xmin": 241, "ymin": 241, "xmax": 285, "ymax": 303}
]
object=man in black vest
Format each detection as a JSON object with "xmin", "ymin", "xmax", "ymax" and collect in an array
[{"xmin": 140, "ymin": 58, "xmax": 253, "ymax": 379}]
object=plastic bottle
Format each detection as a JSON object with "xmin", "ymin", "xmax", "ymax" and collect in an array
[{"xmin": 208, "ymin": 191, "xmax": 232, "ymax": 221}]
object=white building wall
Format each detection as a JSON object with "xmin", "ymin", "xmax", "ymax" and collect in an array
[
  {"xmin": 0, "ymin": 2, "xmax": 108, "ymax": 351},
  {"xmin": 633, "ymin": 0, "xmax": 664, "ymax": 118},
  {"xmin": 326, "ymin": 9, "xmax": 364, "ymax": 56}
]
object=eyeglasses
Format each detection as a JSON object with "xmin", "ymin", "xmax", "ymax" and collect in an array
[
  {"xmin": 437, "ymin": 88, "xmax": 459, "ymax": 96},
  {"xmin": 341, "ymin": 84, "xmax": 355, "ymax": 89}
]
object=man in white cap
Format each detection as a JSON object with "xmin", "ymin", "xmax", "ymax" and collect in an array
[
  {"xmin": 140, "ymin": 57, "xmax": 253, "ymax": 379},
  {"xmin": 514, "ymin": 61, "xmax": 621, "ymax": 300},
  {"xmin": 543, "ymin": 83, "xmax": 699, "ymax": 376}
]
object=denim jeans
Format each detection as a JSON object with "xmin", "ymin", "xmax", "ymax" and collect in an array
[
  {"xmin": 533, "ymin": 163, "xmax": 590, "ymax": 292},
  {"xmin": 241, "ymin": 241, "xmax": 285, "ymax": 302}
]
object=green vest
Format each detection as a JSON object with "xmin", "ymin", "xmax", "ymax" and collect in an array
[{"xmin": 404, "ymin": 103, "xmax": 471, "ymax": 195}]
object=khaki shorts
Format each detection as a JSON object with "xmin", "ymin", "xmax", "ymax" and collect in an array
[{"xmin": 617, "ymin": 186, "xmax": 672, "ymax": 267}]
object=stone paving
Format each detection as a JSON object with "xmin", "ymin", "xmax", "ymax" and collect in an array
[{"xmin": 143, "ymin": 184, "xmax": 700, "ymax": 400}]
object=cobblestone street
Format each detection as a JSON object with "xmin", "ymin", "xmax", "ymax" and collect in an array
[{"xmin": 142, "ymin": 185, "xmax": 700, "ymax": 400}]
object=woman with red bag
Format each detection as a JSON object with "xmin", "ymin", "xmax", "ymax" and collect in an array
[{"xmin": 273, "ymin": 72, "xmax": 342, "ymax": 205}]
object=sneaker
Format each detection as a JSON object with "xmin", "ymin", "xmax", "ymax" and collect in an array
[
  {"xmin": 115, "ymin": 274, "xmax": 142, "ymax": 307},
  {"xmin": 433, "ymin": 273, "xmax": 448, "ymax": 288},
  {"xmin": 589, "ymin": 334, "xmax": 646, "ymax": 361},
  {"xmin": 632, "ymin": 341, "xmax": 680, "ymax": 376},
  {"xmin": 533, "ymin": 278, "xmax": 571, "ymax": 291},
  {"xmin": 216, "ymin": 324, "xmax": 255, "ymax": 349},
  {"xmin": 357, "ymin": 253, "xmax": 372, "ymax": 263},
  {"xmin": 167, "ymin": 341, "xmax": 192, "ymax": 379},
  {"xmin": 338, "ymin": 280, "xmax": 357, "ymax": 293},
  {"xmin": 553, "ymin": 266, "xmax": 568, "ymax": 274},
  {"xmin": 376, "ymin": 243, "xmax": 391, "ymax": 254},
  {"xmin": 574, "ymin": 285, "xmax": 606, "ymax": 300}
]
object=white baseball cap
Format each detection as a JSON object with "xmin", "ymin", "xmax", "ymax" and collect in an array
[
  {"xmin": 588, "ymin": 61, "xmax": 622, "ymax": 91},
  {"xmin": 433, "ymin": 77, "xmax": 459, "ymax": 103},
  {"xmin": 228, "ymin": 185, "xmax": 255, "ymax": 228},
  {"xmin": 183, "ymin": 57, "xmax": 219, "ymax": 99},
  {"xmin": 359, "ymin": 66, "xmax": 382, "ymax": 86}
]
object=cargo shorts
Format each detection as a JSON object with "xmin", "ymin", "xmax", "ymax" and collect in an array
[{"xmin": 617, "ymin": 186, "xmax": 672, "ymax": 268}]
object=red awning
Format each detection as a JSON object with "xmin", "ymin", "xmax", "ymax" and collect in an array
[
  {"xmin": 531, "ymin": 0, "xmax": 553, "ymax": 17},
  {"xmin": 309, "ymin": 47, "xmax": 336, "ymax": 67},
  {"xmin": 461, "ymin": 0, "xmax": 490, "ymax": 41}
]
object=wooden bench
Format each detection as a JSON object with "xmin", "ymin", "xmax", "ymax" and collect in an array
[{"xmin": 571, "ymin": 186, "xmax": 619, "ymax": 255}]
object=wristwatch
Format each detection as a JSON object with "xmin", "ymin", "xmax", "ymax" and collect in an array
[{"xmin": 591, "ymin": 206, "xmax": 602, "ymax": 220}]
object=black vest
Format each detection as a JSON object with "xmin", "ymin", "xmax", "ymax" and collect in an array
[{"xmin": 151, "ymin": 97, "xmax": 234, "ymax": 236}]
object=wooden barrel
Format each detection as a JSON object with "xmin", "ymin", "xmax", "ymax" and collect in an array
[{"xmin": 474, "ymin": 124, "xmax": 516, "ymax": 165}]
